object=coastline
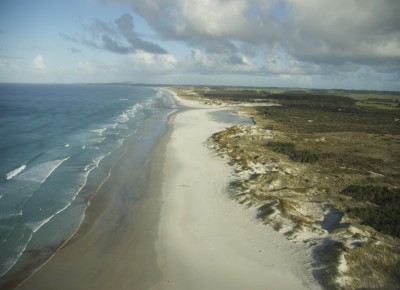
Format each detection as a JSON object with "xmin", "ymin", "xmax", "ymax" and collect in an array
[
  {"xmin": 15, "ymin": 103, "xmax": 172, "ymax": 290},
  {"xmin": 15, "ymin": 89, "xmax": 320, "ymax": 290},
  {"xmin": 152, "ymin": 92, "xmax": 320, "ymax": 289}
]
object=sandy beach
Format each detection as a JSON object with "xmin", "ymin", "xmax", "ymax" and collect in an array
[
  {"xmin": 16, "ymin": 91, "xmax": 320, "ymax": 290},
  {"xmin": 151, "ymin": 93, "xmax": 320, "ymax": 290}
]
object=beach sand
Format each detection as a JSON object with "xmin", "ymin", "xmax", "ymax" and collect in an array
[
  {"xmin": 17, "ymin": 92, "xmax": 320, "ymax": 290},
  {"xmin": 151, "ymin": 94, "xmax": 320, "ymax": 290}
]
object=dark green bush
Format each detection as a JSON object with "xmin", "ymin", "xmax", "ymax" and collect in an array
[
  {"xmin": 265, "ymin": 142, "xmax": 319, "ymax": 164},
  {"xmin": 342, "ymin": 185, "xmax": 400, "ymax": 237},
  {"xmin": 341, "ymin": 185, "xmax": 400, "ymax": 207},
  {"xmin": 290, "ymin": 150, "xmax": 319, "ymax": 163},
  {"xmin": 265, "ymin": 142, "xmax": 295, "ymax": 155}
]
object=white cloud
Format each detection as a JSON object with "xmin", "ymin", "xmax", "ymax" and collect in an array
[
  {"xmin": 284, "ymin": 0, "xmax": 400, "ymax": 65},
  {"xmin": 373, "ymin": 41, "xmax": 400, "ymax": 58},
  {"xmin": 78, "ymin": 61, "xmax": 94, "ymax": 74},
  {"xmin": 183, "ymin": 49, "xmax": 258, "ymax": 74},
  {"xmin": 33, "ymin": 54, "xmax": 46, "ymax": 71},
  {"xmin": 127, "ymin": 50, "xmax": 177, "ymax": 72},
  {"xmin": 128, "ymin": 0, "xmax": 278, "ymax": 48},
  {"xmin": 177, "ymin": 0, "xmax": 249, "ymax": 37},
  {"xmin": 120, "ymin": 0, "xmax": 399, "ymax": 74}
]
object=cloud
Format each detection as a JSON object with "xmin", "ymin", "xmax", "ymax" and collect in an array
[
  {"xmin": 127, "ymin": 50, "xmax": 177, "ymax": 72},
  {"xmin": 59, "ymin": 33, "xmax": 99, "ymax": 50},
  {"xmin": 284, "ymin": 0, "xmax": 400, "ymax": 66},
  {"xmin": 33, "ymin": 54, "xmax": 46, "ymax": 71},
  {"xmin": 78, "ymin": 61, "xmax": 94, "ymax": 74},
  {"xmin": 60, "ymin": 14, "xmax": 167, "ymax": 55},
  {"xmin": 115, "ymin": 14, "xmax": 167, "ymax": 54},
  {"xmin": 125, "ymin": 0, "xmax": 398, "ymax": 63},
  {"xmin": 50, "ymin": 0, "xmax": 398, "ymax": 88},
  {"xmin": 126, "ymin": 0, "xmax": 278, "ymax": 53},
  {"xmin": 102, "ymin": 35, "xmax": 130, "ymax": 54},
  {"xmin": 183, "ymin": 49, "xmax": 258, "ymax": 74}
]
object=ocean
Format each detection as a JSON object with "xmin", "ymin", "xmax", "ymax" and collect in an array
[{"xmin": 0, "ymin": 84, "xmax": 176, "ymax": 283}]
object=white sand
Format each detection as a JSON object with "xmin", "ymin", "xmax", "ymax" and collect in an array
[{"xmin": 152, "ymin": 94, "xmax": 321, "ymax": 290}]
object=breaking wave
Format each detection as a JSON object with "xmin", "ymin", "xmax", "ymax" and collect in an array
[
  {"xmin": 15, "ymin": 158, "xmax": 69, "ymax": 183},
  {"xmin": 5, "ymin": 164, "xmax": 27, "ymax": 180}
]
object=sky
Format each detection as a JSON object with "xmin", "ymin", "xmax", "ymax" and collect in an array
[{"xmin": 0, "ymin": 0, "xmax": 399, "ymax": 90}]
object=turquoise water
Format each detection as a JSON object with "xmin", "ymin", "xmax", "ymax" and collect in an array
[{"xmin": 0, "ymin": 84, "xmax": 176, "ymax": 280}]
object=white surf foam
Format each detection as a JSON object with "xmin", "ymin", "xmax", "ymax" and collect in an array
[
  {"xmin": 92, "ymin": 155, "xmax": 105, "ymax": 168},
  {"xmin": 15, "ymin": 157, "xmax": 69, "ymax": 183},
  {"xmin": 84, "ymin": 154, "xmax": 105, "ymax": 173},
  {"xmin": 27, "ymin": 215, "xmax": 54, "ymax": 233},
  {"xmin": 90, "ymin": 128, "xmax": 107, "ymax": 136},
  {"xmin": 104, "ymin": 123, "xmax": 118, "ymax": 129},
  {"xmin": 116, "ymin": 112, "xmax": 129, "ymax": 123},
  {"xmin": 118, "ymin": 124, "xmax": 129, "ymax": 130},
  {"xmin": 126, "ymin": 103, "xmax": 143, "ymax": 118},
  {"xmin": 54, "ymin": 170, "xmax": 91, "ymax": 217},
  {"xmin": 6, "ymin": 164, "xmax": 27, "ymax": 180}
]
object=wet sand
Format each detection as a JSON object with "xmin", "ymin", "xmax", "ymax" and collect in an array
[{"xmin": 16, "ymin": 122, "xmax": 169, "ymax": 290}]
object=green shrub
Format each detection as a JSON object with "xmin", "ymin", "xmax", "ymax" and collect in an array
[
  {"xmin": 290, "ymin": 150, "xmax": 319, "ymax": 163},
  {"xmin": 265, "ymin": 142, "xmax": 295, "ymax": 155},
  {"xmin": 265, "ymin": 142, "xmax": 319, "ymax": 164},
  {"xmin": 341, "ymin": 185, "xmax": 400, "ymax": 207},
  {"xmin": 342, "ymin": 185, "xmax": 400, "ymax": 237}
]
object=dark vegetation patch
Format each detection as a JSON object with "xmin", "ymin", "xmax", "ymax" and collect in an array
[
  {"xmin": 265, "ymin": 141, "xmax": 319, "ymax": 163},
  {"xmin": 201, "ymin": 88, "xmax": 356, "ymax": 108},
  {"xmin": 267, "ymin": 92, "xmax": 355, "ymax": 108},
  {"xmin": 257, "ymin": 104, "xmax": 400, "ymax": 135},
  {"xmin": 341, "ymin": 185, "xmax": 400, "ymax": 205},
  {"xmin": 341, "ymin": 186, "xmax": 400, "ymax": 238}
]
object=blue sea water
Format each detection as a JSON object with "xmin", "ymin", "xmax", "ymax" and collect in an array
[{"xmin": 0, "ymin": 84, "xmax": 176, "ymax": 279}]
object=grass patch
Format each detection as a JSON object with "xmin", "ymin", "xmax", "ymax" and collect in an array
[{"xmin": 345, "ymin": 243, "xmax": 400, "ymax": 288}]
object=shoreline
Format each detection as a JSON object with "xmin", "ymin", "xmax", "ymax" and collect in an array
[
  {"xmin": 15, "ymin": 89, "xmax": 321, "ymax": 290},
  {"xmin": 152, "ymin": 92, "xmax": 320, "ymax": 289},
  {"xmin": 15, "ymin": 100, "xmax": 175, "ymax": 290}
]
